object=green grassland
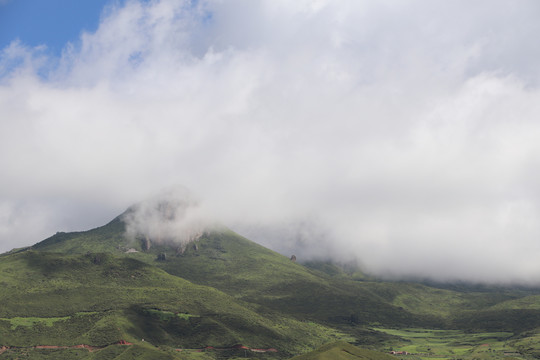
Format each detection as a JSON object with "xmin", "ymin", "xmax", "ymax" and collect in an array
[
  {"xmin": 3, "ymin": 211, "xmax": 540, "ymax": 359},
  {"xmin": 29, "ymin": 220, "xmax": 440, "ymax": 329},
  {"xmin": 509, "ymin": 328, "xmax": 540, "ymax": 359},
  {"xmin": 0, "ymin": 249, "xmax": 350, "ymax": 358},
  {"xmin": 372, "ymin": 328, "xmax": 528, "ymax": 360},
  {"xmin": 289, "ymin": 341, "xmax": 395, "ymax": 360}
]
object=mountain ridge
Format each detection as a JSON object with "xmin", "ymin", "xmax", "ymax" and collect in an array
[{"xmin": 3, "ymin": 207, "xmax": 540, "ymax": 359}]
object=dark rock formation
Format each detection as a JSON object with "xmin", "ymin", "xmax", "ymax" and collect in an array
[{"xmin": 141, "ymin": 237, "xmax": 151, "ymax": 252}]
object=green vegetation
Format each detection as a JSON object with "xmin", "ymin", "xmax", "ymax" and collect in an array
[
  {"xmin": 373, "ymin": 328, "xmax": 522, "ymax": 359},
  {"xmin": 0, "ymin": 249, "xmax": 348, "ymax": 356},
  {"xmin": 0, "ymin": 316, "xmax": 71, "ymax": 330},
  {"xmin": 289, "ymin": 341, "xmax": 394, "ymax": 360},
  {"xmin": 2, "ymin": 209, "xmax": 540, "ymax": 359}
]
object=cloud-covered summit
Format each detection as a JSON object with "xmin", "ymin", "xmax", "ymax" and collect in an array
[
  {"xmin": 123, "ymin": 187, "xmax": 213, "ymax": 251},
  {"xmin": 2, "ymin": 0, "xmax": 540, "ymax": 283}
]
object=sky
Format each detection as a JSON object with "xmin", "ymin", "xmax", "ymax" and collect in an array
[
  {"xmin": 2, "ymin": 0, "xmax": 540, "ymax": 284},
  {"xmin": 0, "ymin": 0, "xmax": 114, "ymax": 56}
]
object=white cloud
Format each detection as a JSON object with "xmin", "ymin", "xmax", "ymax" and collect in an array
[
  {"xmin": 1, "ymin": 0, "xmax": 540, "ymax": 283},
  {"xmin": 123, "ymin": 186, "xmax": 215, "ymax": 250}
]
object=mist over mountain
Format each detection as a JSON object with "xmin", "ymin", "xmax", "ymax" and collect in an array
[
  {"xmin": 9, "ymin": 204, "xmax": 540, "ymax": 359},
  {"xmin": 122, "ymin": 187, "xmax": 216, "ymax": 251},
  {"xmin": 2, "ymin": 0, "xmax": 540, "ymax": 284}
]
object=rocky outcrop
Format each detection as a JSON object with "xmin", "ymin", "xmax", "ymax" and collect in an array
[
  {"xmin": 156, "ymin": 253, "xmax": 166, "ymax": 261},
  {"xmin": 141, "ymin": 237, "xmax": 151, "ymax": 251}
]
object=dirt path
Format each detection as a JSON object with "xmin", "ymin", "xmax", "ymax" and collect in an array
[
  {"xmin": 2, "ymin": 342, "xmax": 276, "ymax": 355},
  {"xmin": 0, "ymin": 340, "xmax": 133, "ymax": 354},
  {"xmin": 176, "ymin": 345, "xmax": 278, "ymax": 353}
]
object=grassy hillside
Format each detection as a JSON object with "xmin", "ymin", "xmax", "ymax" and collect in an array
[
  {"xmin": 32, "ymin": 216, "xmax": 127, "ymax": 254},
  {"xmin": 0, "ymin": 250, "xmax": 346, "ymax": 358},
  {"xmin": 289, "ymin": 341, "xmax": 395, "ymax": 360},
  {"xmin": 3, "ymin": 209, "xmax": 540, "ymax": 359},
  {"xmin": 31, "ymin": 219, "xmax": 442, "ymax": 329}
]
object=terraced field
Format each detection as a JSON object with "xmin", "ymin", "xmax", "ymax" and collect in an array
[{"xmin": 374, "ymin": 328, "xmax": 524, "ymax": 359}]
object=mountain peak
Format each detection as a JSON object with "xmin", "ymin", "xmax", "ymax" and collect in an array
[{"xmin": 121, "ymin": 187, "xmax": 217, "ymax": 252}]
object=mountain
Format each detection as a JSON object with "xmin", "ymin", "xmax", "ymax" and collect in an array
[
  {"xmin": 2, "ymin": 205, "xmax": 540, "ymax": 359},
  {"xmin": 1, "ymin": 227, "xmax": 342, "ymax": 358},
  {"xmin": 30, "ymin": 215, "xmax": 443, "ymax": 329}
]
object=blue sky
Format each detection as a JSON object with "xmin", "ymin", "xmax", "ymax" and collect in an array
[{"xmin": 0, "ymin": 0, "xmax": 115, "ymax": 55}]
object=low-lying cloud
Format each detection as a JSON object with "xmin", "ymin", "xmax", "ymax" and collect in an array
[
  {"xmin": 2, "ymin": 0, "xmax": 540, "ymax": 284},
  {"xmin": 123, "ymin": 187, "xmax": 214, "ymax": 251}
]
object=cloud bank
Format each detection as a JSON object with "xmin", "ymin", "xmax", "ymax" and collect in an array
[
  {"xmin": 2, "ymin": 0, "xmax": 540, "ymax": 283},
  {"xmin": 123, "ymin": 187, "xmax": 213, "ymax": 251}
]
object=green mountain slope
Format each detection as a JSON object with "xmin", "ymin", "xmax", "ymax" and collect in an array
[
  {"xmin": 32, "ymin": 216, "xmax": 127, "ymax": 254},
  {"xmin": 3, "ymin": 206, "xmax": 540, "ymax": 359},
  {"xmin": 0, "ymin": 249, "xmax": 344, "ymax": 358},
  {"xmin": 28, "ymin": 213, "xmax": 540, "ymax": 331},
  {"xmin": 289, "ymin": 341, "xmax": 395, "ymax": 360},
  {"xmin": 31, "ymin": 217, "xmax": 441, "ymax": 329}
]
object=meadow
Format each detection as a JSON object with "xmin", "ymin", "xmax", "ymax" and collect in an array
[{"xmin": 374, "ymin": 328, "xmax": 525, "ymax": 360}]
